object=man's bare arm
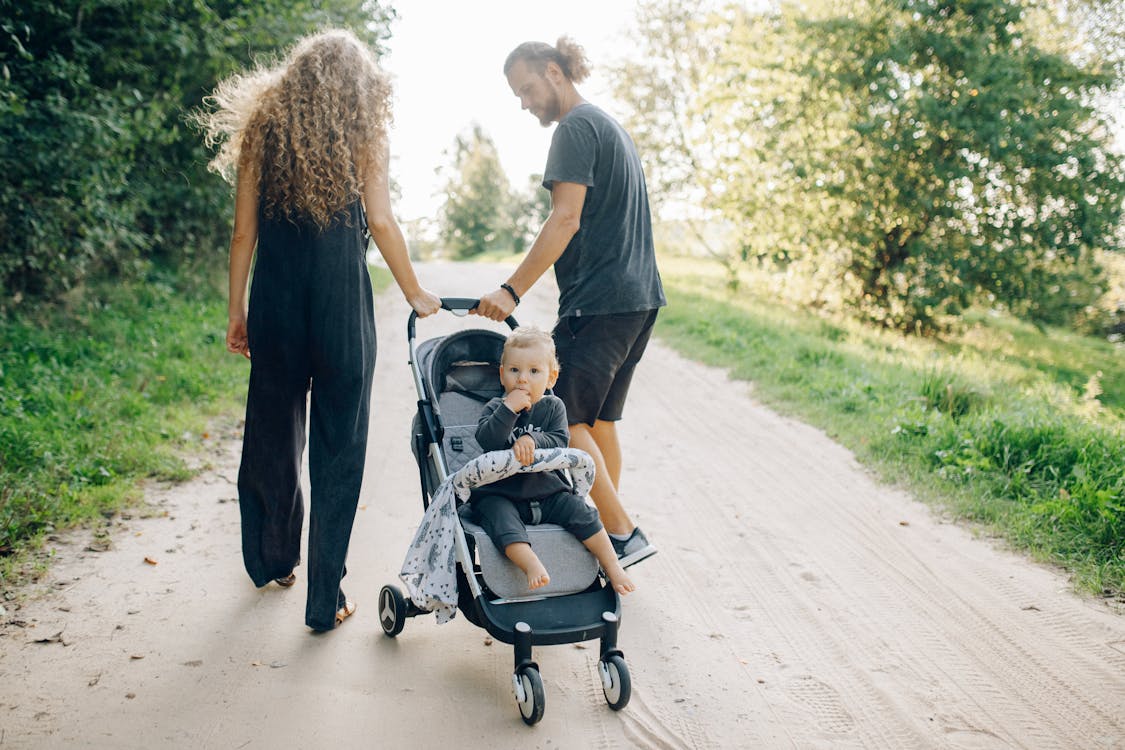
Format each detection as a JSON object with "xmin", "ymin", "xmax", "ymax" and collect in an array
[{"xmin": 474, "ymin": 181, "xmax": 586, "ymax": 321}]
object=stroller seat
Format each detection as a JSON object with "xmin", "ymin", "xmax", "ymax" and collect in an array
[
  {"xmin": 459, "ymin": 508, "xmax": 600, "ymax": 600},
  {"xmin": 411, "ymin": 328, "xmax": 601, "ymax": 600}
]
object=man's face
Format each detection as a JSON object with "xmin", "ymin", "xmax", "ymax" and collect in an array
[{"xmin": 506, "ymin": 59, "xmax": 561, "ymax": 127}]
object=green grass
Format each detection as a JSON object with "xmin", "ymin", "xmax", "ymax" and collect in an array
[
  {"xmin": 0, "ymin": 265, "xmax": 393, "ymax": 586},
  {"xmin": 656, "ymin": 256, "xmax": 1125, "ymax": 597}
]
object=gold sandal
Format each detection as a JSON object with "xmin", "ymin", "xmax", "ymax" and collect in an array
[{"xmin": 335, "ymin": 600, "xmax": 357, "ymax": 626}]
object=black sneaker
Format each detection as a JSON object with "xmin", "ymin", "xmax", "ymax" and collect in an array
[{"xmin": 611, "ymin": 527, "xmax": 657, "ymax": 568}]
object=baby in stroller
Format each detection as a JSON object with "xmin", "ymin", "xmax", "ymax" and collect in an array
[
  {"xmin": 390, "ymin": 303, "xmax": 635, "ymax": 723},
  {"xmin": 468, "ymin": 326, "xmax": 635, "ymax": 595}
]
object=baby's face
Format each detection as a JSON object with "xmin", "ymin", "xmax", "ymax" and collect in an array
[{"xmin": 499, "ymin": 344, "xmax": 558, "ymax": 405}]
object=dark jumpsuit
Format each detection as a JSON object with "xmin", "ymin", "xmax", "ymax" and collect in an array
[{"xmin": 237, "ymin": 200, "xmax": 376, "ymax": 631}]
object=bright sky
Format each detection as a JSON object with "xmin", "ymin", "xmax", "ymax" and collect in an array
[{"xmin": 381, "ymin": 2, "xmax": 638, "ymax": 221}]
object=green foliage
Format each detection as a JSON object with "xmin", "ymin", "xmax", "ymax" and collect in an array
[
  {"xmin": 899, "ymin": 411, "xmax": 1125, "ymax": 589},
  {"xmin": 514, "ymin": 172, "xmax": 551, "ymax": 250},
  {"xmin": 439, "ymin": 124, "xmax": 522, "ymax": 258},
  {"xmin": 616, "ymin": 0, "xmax": 1125, "ymax": 333},
  {"xmin": 609, "ymin": 1, "xmax": 738, "ymax": 272},
  {"xmin": 0, "ymin": 273, "xmax": 248, "ymax": 561},
  {"xmin": 0, "ymin": 0, "xmax": 395, "ymax": 306},
  {"xmin": 918, "ymin": 370, "xmax": 980, "ymax": 418},
  {"xmin": 802, "ymin": 0, "xmax": 1124, "ymax": 330},
  {"xmin": 658, "ymin": 256, "xmax": 1125, "ymax": 594}
]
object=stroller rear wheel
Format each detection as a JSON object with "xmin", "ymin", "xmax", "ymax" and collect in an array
[
  {"xmin": 600, "ymin": 654, "xmax": 631, "ymax": 710},
  {"xmin": 514, "ymin": 665, "xmax": 545, "ymax": 725},
  {"xmin": 378, "ymin": 585, "xmax": 407, "ymax": 637}
]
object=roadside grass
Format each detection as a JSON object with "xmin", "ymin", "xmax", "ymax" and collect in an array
[
  {"xmin": 656, "ymin": 256, "xmax": 1125, "ymax": 598},
  {"xmin": 0, "ymin": 265, "xmax": 393, "ymax": 587}
]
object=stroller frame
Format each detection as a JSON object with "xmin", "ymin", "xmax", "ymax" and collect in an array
[{"xmin": 378, "ymin": 298, "xmax": 631, "ymax": 725}]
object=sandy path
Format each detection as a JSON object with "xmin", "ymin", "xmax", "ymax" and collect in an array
[{"xmin": 2, "ymin": 261, "xmax": 1124, "ymax": 749}]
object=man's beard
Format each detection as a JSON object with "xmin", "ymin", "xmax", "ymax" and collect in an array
[{"xmin": 537, "ymin": 90, "xmax": 561, "ymax": 126}]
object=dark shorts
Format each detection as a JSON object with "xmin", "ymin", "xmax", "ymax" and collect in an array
[
  {"xmin": 471, "ymin": 490, "xmax": 603, "ymax": 550},
  {"xmin": 551, "ymin": 309, "xmax": 658, "ymax": 427}
]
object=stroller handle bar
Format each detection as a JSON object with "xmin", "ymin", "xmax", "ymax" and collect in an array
[{"xmin": 407, "ymin": 297, "xmax": 519, "ymax": 340}]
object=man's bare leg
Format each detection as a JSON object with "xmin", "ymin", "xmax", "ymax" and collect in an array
[
  {"xmin": 589, "ymin": 419, "xmax": 623, "ymax": 489},
  {"xmin": 569, "ymin": 422, "xmax": 633, "ymax": 536}
]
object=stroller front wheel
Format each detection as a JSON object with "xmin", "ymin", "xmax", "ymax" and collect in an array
[
  {"xmin": 600, "ymin": 654, "xmax": 631, "ymax": 710},
  {"xmin": 378, "ymin": 584, "xmax": 407, "ymax": 637},
  {"xmin": 514, "ymin": 665, "xmax": 545, "ymax": 725}
]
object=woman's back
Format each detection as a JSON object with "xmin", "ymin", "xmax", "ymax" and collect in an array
[{"xmin": 200, "ymin": 27, "xmax": 439, "ymax": 631}]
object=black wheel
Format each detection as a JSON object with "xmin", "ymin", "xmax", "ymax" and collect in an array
[
  {"xmin": 515, "ymin": 665, "xmax": 545, "ymax": 725},
  {"xmin": 600, "ymin": 654, "xmax": 631, "ymax": 710},
  {"xmin": 378, "ymin": 584, "xmax": 407, "ymax": 637}
]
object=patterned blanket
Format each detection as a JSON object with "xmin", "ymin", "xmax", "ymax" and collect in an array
[{"xmin": 399, "ymin": 448, "xmax": 595, "ymax": 623}]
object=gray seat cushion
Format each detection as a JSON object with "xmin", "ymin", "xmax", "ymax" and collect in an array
[{"xmin": 460, "ymin": 513, "xmax": 600, "ymax": 600}]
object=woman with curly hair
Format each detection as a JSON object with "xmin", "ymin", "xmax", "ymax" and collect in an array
[{"xmin": 198, "ymin": 29, "xmax": 441, "ymax": 632}]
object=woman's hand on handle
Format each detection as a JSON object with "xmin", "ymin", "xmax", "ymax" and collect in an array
[{"xmin": 407, "ymin": 287, "xmax": 442, "ymax": 318}]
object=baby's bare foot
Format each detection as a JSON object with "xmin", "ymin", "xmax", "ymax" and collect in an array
[
  {"xmin": 526, "ymin": 562, "xmax": 550, "ymax": 590},
  {"xmin": 605, "ymin": 564, "xmax": 635, "ymax": 595}
]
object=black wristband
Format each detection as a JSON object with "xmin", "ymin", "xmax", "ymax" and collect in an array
[{"xmin": 500, "ymin": 283, "xmax": 521, "ymax": 305}]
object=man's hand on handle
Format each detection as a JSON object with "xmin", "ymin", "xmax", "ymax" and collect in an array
[{"xmin": 473, "ymin": 287, "xmax": 518, "ymax": 322}]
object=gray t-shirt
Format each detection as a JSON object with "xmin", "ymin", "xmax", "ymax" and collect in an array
[{"xmin": 543, "ymin": 103, "xmax": 666, "ymax": 317}]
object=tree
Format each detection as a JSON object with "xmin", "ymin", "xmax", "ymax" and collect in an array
[
  {"xmin": 512, "ymin": 173, "xmax": 551, "ymax": 250},
  {"xmin": 609, "ymin": 0, "xmax": 739, "ymax": 279},
  {"xmin": 439, "ymin": 124, "xmax": 519, "ymax": 258},
  {"xmin": 793, "ymin": 0, "xmax": 1125, "ymax": 330},
  {"xmin": 0, "ymin": 0, "xmax": 395, "ymax": 306},
  {"xmin": 614, "ymin": 0, "xmax": 1125, "ymax": 331}
]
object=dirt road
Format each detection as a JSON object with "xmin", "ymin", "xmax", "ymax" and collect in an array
[{"xmin": 3, "ymin": 261, "xmax": 1124, "ymax": 749}]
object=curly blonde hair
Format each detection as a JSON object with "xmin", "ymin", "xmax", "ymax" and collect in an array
[
  {"xmin": 197, "ymin": 29, "xmax": 392, "ymax": 228},
  {"xmin": 503, "ymin": 36, "xmax": 590, "ymax": 84},
  {"xmin": 503, "ymin": 326, "xmax": 560, "ymax": 371}
]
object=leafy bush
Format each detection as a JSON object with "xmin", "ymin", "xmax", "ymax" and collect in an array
[
  {"xmin": 614, "ymin": 0, "xmax": 1125, "ymax": 333},
  {"xmin": 0, "ymin": 273, "xmax": 248, "ymax": 559},
  {"xmin": 0, "ymin": 1, "xmax": 394, "ymax": 307},
  {"xmin": 897, "ymin": 410, "xmax": 1125, "ymax": 589}
]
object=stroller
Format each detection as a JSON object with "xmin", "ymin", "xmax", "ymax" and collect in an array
[{"xmin": 377, "ymin": 298, "xmax": 631, "ymax": 725}]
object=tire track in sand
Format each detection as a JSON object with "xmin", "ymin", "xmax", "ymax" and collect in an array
[{"xmin": 618, "ymin": 317, "xmax": 1125, "ymax": 749}]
